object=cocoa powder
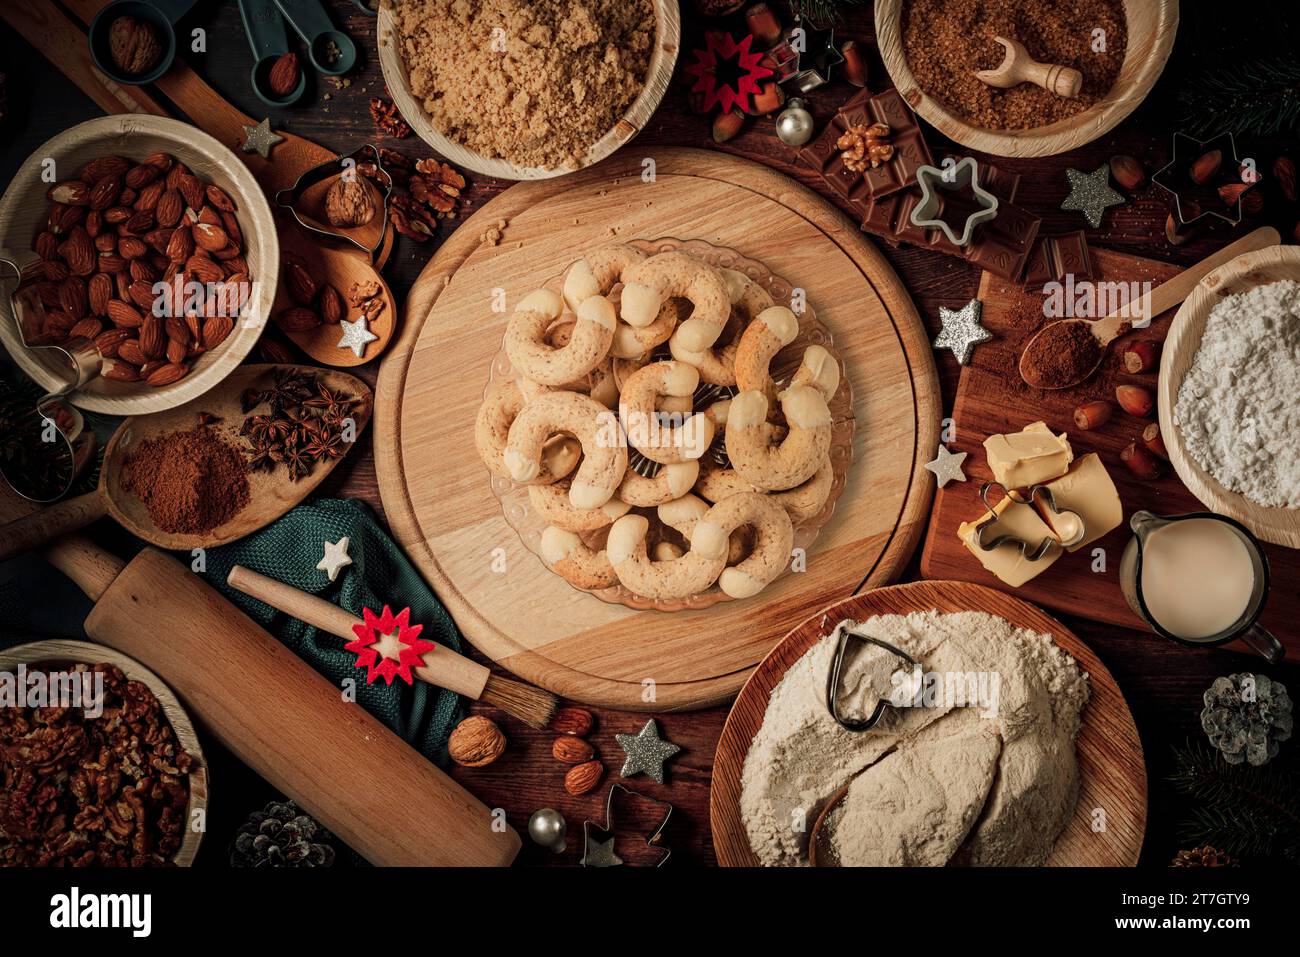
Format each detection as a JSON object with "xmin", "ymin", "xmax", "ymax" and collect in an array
[
  {"xmin": 121, "ymin": 424, "xmax": 250, "ymax": 534},
  {"xmin": 1020, "ymin": 319, "xmax": 1106, "ymax": 388}
]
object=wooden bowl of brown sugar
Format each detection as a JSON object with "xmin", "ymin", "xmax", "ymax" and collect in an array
[
  {"xmin": 376, "ymin": 0, "xmax": 681, "ymax": 181},
  {"xmin": 876, "ymin": 0, "xmax": 1179, "ymax": 158}
]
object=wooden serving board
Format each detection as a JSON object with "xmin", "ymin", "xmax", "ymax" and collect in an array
[
  {"xmin": 920, "ymin": 246, "xmax": 1300, "ymax": 657},
  {"xmin": 374, "ymin": 148, "xmax": 941, "ymax": 711},
  {"xmin": 710, "ymin": 580, "xmax": 1147, "ymax": 867}
]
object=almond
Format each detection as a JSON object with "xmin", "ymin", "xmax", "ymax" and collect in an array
[
  {"xmin": 124, "ymin": 211, "xmax": 155, "ymax": 235},
  {"xmin": 88, "ymin": 274, "xmax": 113, "ymax": 316},
  {"xmin": 564, "ymin": 760, "xmax": 604, "ymax": 796},
  {"xmin": 129, "ymin": 260, "xmax": 158, "ymax": 284},
  {"xmin": 134, "ymin": 181, "xmax": 164, "ymax": 212},
  {"xmin": 203, "ymin": 315, "xmax": 234, "ymax": 349},
  {"xmin": 552, "ymin": 706, "xmax": 595, "ymax": 736},
  {"xmin": 103, "ymin": 206, "xmax": 131, "ymax": 225},
  {"xmin": 156, "ymin": 189, "xmax": 183, "ymax": 227},
  {"xmin": 276, "ymin": 306, "xmax": 321, "ymax": 332},
  {"xmin": 178, "ymin": 173, "xmax": 205, "ymax": 210},
  {"xmin": 125, "ymin": 163, "xmax": 161, "ymax": 189},
  {"xmin": 34, "ymin": 231, "xmax": 59, "ymax": 260},
  {"xmin": 119, "ymin": 236, "xmax": 148, "ymax": 260},
  {"xmin": 98, "ymin": 253, "xmax": 128, "ymax": 274},
  {"xmin": 59, "ymin": 278, "xmax": 87, "ymax": 319},
  {"xmin": 197, "ymin": 206, "xmax": 222, "ymax": 228},
  {"xmin": 85, "ymin": 211, "xmax": 103, "ymax": 238},
  {"xmin": 139, "ymin": 316, "xmax": 165, "ymax": 358},
  {"xmin": 285, "ymin": 261, "xmax": 317, "ymax": 305},
  {"xmin": 220, "ymin": 211, "xmax": 242, "ymax": 247},
  {"xmin": 165, "ymin": 316, "xmax": 192, "ymax": 346},
  {"xmin": 94, "ymin": 328, "xmax": 131, "ymax": 356},
  {"xmin": 89, "ymin": 173, "xmax": 123, "ymax": 211},
  {"xmin": 67, "ymin": 318, "xmax": 103, "ymax": 340},
  {"xmin": 101, "ymin": 359, "xmax": 140, "ymax": 381},
  {"xmin": 193, "ymin": 221, "xmax": 227, "ymax": 252},
  {"xmin": 128, "ymin": 279, "xmax": 156, "ymax": 311},
  {"xmin": 146, "ymin": 362, "xmax": 188, "ymax": 387},
  {"xmin": 143, "ymin": 152, "xmax": 174, "ymax": 172},
  {"xmin": 95, "ymin": 234, "xmax": 117, "ymax": 254},
  {"xmin": 1115, "ymin": 383, "xmax": 1155, "ymax": 418},
  {"xmin": 552, "ymin": 736, "xmax": 595, "ymax": 764},
  {"xmin": 318, "ymin": 283, "xmax": 343, "ymax": 324},
  {"xmin": 80, "ymin": 156, "xmax": 130, "ymax": 183},
  {"xmin": 59, "ymin": 227, "xmax": 95, "ymax": 276},
  {"xmin": 1109, "ymin": 154, "xmax": 1146, "ymax": 191},
  {"xmin": 118, "ymin": 339, "xmax": 146, "ymax": 365},
  {"xmin": 186, "ymin": 253, "xmax": 222, "ymax": 284},
  {"xmin": 205, "ymin": 184, "xmax": 236, "ymax": 212},
  {"xmin": 267, "ymin": 52, "xmax": 300, "ymax": 98},
  {"xmin": 1189, "ymin": 149, "xmax": 1222, "ymax": 186},
  {"xmin": 167, "ymin": 227, "xmax": 194, "ymax": 262},
  {"xmin": 48, "ymin": 181, "xmax": 89, "ymax": 206},
  {"xmin": 166, "ymin": 338, "xmax": 187, "ymax": 365},
  {"xmin": 48, "ymin": 203, "xmax": 83, "ymax": 235},
  {"xmin": 107, "ymin": 299, "xmax": 144, "ymax": 328}
]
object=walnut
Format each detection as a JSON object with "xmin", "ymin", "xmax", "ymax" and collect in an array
[
  {"xmin": 837, "ymin": 123, "xmax": 895, "ymax": 174},
  {"xmin": 108, "ymin": 16, "xmax": 162, "ymax": 76},
  {"xmin": 448, "ymin": 715, "xmax": 506, "ymax": 767},
  {"xmin": 325, "ymin": 176, "xmax": 377, "ymax": 228}
]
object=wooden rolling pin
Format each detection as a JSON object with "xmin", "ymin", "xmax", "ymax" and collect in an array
[{"xmin": 7, "ymin": 488, "xmax": 519, "ymax": 866}]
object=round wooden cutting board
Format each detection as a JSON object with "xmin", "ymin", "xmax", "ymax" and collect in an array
[
  {"xmin": 710, "ymin": 580, "xmax": 1147, "ymax": 866},
  {"xmin": 374, "ymin": 148, "xmax": 940, "ymax": 710}
]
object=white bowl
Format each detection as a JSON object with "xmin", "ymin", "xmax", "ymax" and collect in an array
[{"xmin": 0, "ymin": 114, "xmax": 278, "ymax": 415}]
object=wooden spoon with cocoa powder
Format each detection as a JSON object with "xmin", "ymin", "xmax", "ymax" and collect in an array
[
  {"xmin": 1018, "ymin": 227, "xmax": 1280, "ymax": 390},
  {"xmin": 0, "ymin": 364, "xmax": 371, "ymax": 561}
]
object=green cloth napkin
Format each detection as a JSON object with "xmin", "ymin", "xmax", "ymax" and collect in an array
[{"xmin": 202, "ymin": 497, "xmax": 463, "ymax": 763}]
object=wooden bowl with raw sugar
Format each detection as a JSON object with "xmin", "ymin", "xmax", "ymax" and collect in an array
[
  {"xmin": 0, "ymin": 639, "xmax": 209, "ymax": 867},
  {"xmin": 0, "ymin": 115, "xmax": 278, "ymax": 416},
  {"xmin": 875, "ymin": 0, "xmax": 1179, "ymax": 158},
  {"xmin": 376, "ymin": 0, "xmax": 681, "ymax": 181}
]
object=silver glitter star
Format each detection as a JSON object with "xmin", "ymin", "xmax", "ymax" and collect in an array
[
  {"xmin": 241, "ymin": 118, "xmax": 284, "ymax": 159},
  {"xmin": 336, "ymin": 315, "xmax": 378, "ymax": 359},
  {"xmin": 923, "ymin": 445, "xmax": 968, "ymax": 487},
  {"xmin": 581, "ymin": 835, "xmax": 623, "ymax": 868},
  {"xmin": 615, "ymin": 719, "xmax": 680, "ymax": 784},
  {"xmin": 932, "ymin": 298, "xmax": 992, "ymax": 366},
  {"xmin": 1060, "ymin": 164, "xmax": 1125, "ymax": 229}
]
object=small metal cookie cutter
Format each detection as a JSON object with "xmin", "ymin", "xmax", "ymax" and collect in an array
[
  {"xmin": 0, "ymin": 252, "xmax": 100, "ymax": 501},
  {"xmin": 581, "ymin": 783, "xmax": 673, "ymax": 868},
  {"xmin": 273, "ymin": 144, "xmax": 394, "ymax": 263},
  {"xmin": 974, "ymin": 481, "xmax": 1087, "ymax": 560},
  {"xmin": 825, "ymin": 619, "xmax": 922, "ymax": 732}
]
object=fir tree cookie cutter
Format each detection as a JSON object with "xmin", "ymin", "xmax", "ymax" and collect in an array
[
  {"xmin": 824, "ymin": 619, "xmax": 921, "ymax": 732},
  {"xmin": 910, "ymin": 157, "xmax": 1000, "ymax": 247},
  {"xmin": 581, "ymin": 783, "xmax": 674, "ymax": 868},
  {"xmin": 274, "ymin": 144, "xmax": 394, "ymax": 263},
  {"xmin": 974, "ymin": 482, "xmax": 1087, "ymax": 560}
]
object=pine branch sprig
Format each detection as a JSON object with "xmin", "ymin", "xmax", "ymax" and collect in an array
[{"xmin": 1176, "ymin": 56, "xmax": 1300, "ymax": 137}]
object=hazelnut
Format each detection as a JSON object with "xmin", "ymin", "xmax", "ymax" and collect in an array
[
  {"xmin": 325, "ymin": 176, "xmax": 377, "ymax": 228},
  {"xmin": 1121, "ymin": 441, "xmax": 1163, "ymax": 480},
  {"xmin": 1142, "ymin": 422, "xmax": 1169, "ymax": 460},
  {"xmin": 1116, "ymin": 384, "xmax": 1155, "ymax": 418},
  {"xmin": 1122, "ymin": 340, "xmax": 1160, "ymax": 374},
  {"xmin": 109, "ymin": 16, "xmax": 162, "ymax": 76},
  {"xmin": 1073, "ymin": 399, "xmax": 1114, "ymax": 431},
  {"xmin": 1109, "ymin": 155, "xmax": 1146, "ymax": 191},
  {"xmin": 448, "ymin": 715, "xmax": 506, "ymax": 767}
]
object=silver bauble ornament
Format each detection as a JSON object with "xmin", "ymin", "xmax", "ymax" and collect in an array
[
  {"xmin": 527, "ymin": 808, "xmax": 567, "ymax": 852},
  {"xmin": 776, "ymin": 98, "xmax": 815, "ymax": 147}
]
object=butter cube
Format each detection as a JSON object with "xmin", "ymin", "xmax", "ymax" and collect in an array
[
  {"xmin": 983, "ymin": 422, "xmax": 1073, "ymax": 489},
  {"xmin": 1038, "ymin": 452, "xmax": 1122, "ymax": 552},
  {"xmin": 957, "ymin": 495, "xmax": 1061, "ymax": 588}
]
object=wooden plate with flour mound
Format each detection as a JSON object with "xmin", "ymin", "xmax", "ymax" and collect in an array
[{"xmin": 710, "ymin": 580, "xmax": 1146, "ymax": 866}]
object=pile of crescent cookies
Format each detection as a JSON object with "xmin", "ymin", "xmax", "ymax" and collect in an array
[{"xmin": 474, "ymin": 243, "xmax": 844, "ymax": 603}]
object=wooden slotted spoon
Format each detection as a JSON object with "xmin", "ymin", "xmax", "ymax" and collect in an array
[{"xmin": 0, "ymin": 364, "xmax": 370, "ymax": 560}]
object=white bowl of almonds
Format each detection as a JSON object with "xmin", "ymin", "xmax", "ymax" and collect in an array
[{"xmin": 0, "ymin": 114, "xmax": 278, "ymax": 415}]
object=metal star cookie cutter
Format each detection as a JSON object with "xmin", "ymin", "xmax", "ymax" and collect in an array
[
  {"xmin": 1152, "ymin": 131, "xmax": 1252, "ymax": 228},
  {"xmin": 273, "ymin": 144, "xmax": 394, "ymax": 263},
  {"xmin": 974, "ymin": 481, "xmax": 1086, "ymax": 560},
  {"xmin": 825, "ymin": 619, "xmax": 922, "ymax": 732},
  {"xmin": 581, "ymin": 783, "xmax": 673, "ymax": 867},
  {"xmin": 771, "ymin": 19, "xmax": 844, "ymax": 92},
  {"xmin": 910, "ymin": 157, "xmax": 1000, "ymax": 247},
  {"xmin": 0, "ymin": 251, "xmax": 99, "ymax": 501}
]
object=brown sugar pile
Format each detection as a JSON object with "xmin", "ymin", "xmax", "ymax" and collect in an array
[
  {"xmin": 902, "ymin": 0, "xmax": 1127, "ymax": 130},
  {"xmin": 121, "ymin": 425, "xmax": 250, "ymax": 535},
  {"xmin": 395, "ymin": 0, "xmax": 655, "ymax": 169}
]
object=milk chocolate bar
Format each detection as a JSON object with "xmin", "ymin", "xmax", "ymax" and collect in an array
[
  {"xmin": 1021, "ymin": 231, "xmax": 1094, "ymax": 288},
  {"xmin": 799, "ymin": 88, "xmax": 932, "ymax": 202}
]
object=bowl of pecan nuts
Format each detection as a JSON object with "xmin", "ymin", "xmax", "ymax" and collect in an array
[
  {"xmin": 0, "ymin": 114, "xmax": 278, "ymax": 415},
  {"xmin": 0, "ymin": 640, "xmax": 207, "ymax": 867}
]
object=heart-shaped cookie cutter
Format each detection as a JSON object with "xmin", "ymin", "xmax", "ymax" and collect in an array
[
  {"xmin": 974, "ymin": 481, "xmax": 1087, "ymax": 560},
  {"xmin": 825, "ymin": 618, "xmax": 922, "ymax": 732},
  {"xmin": 273, "ymin": 144, "xmax": 395, "ymax": 263}
]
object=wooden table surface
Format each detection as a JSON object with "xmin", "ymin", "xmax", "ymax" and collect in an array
[{"xmin": 2, "ymin": 0, "xmax": 1298, "ymax": 868}]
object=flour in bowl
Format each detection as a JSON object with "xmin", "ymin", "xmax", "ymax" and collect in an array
[
  {"xmin": 739, "ymin": 610, "xmax": 1089, "ymax": 867},
  {"xmin": 1174, "ymin": 279, "xmax": 1300, "ymax": 509}
]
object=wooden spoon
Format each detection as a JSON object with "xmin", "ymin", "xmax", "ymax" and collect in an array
[
  {"xmin": 1019, "ymin": 226, "xmax": 1280, "ymax": 389},
  {"xmin": 974, "ymin": 37, "xmax": 1082, "ymax": 98},
  {"xmin": 0, "ymin": 364, "xmax": 371, "ymax": 561},
  {"xmin": 807, "ymin": 781, "xmax": 852, "ymax": 867}
]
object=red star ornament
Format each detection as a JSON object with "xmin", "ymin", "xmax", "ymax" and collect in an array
[
  {"xmin": 683, "ymin": 32, "xmax": 774, "ymax": 115},
  {"xmin": 345, "ymin": 605, "xmax": 435, "ymax": 686}
]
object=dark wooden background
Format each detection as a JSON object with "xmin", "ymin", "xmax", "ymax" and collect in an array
[{"xmin": 2, "ymin": 0, "xmax": 1298, "ymax": 868}]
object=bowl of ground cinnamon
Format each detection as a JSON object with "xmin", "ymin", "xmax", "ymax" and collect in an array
[
  {"xmin": 876, "ymin": 0, "xmax": 1179, "ymax": 158},
  {"xmin": 376, "ymin": 0, "xmax": 680, "ymax": 180}
]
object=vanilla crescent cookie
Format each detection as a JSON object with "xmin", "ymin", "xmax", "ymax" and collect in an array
[
  {"xmin": 621, "ymin": 252, "xmax": 731, "ymax": 349},
  {"xmin": 606, "ymin": 504, "xmax": 726, "ymax": 600},
  {"xmin": 475, "ymin": 379, "xmax": 580, "ymax": 484},
  {"xmin": 726, "ymin": 386, "xmax": 832, "ymax": 490},
  {"xmin": 505, "ymin": 390, "xmax": 628, "ymax": 508},
  {"xmin": 561, "ymin": 243, "xmax": 646, "ymax": 313},
  {"xmin": 658, "ymin": 490, "xmax": 752, "ymax": 566},
  {"xmin": 505, "ymin": 289, "xmax": 615, "ymax": 386},
  {"xmin": 540, "ymin": 527, "xmax": 619, "ymax": 590},
  {"xmin": 529, "ymin": 314, "xmax": 620, "ymax": 406},
  {"xmin": 528, "ymin": 482, "xmax": 632, "ymax": 532},
  {"xmin": 773, "ymin": 455, "xmax": 833, "ymax": 524},
  {"xmin": 618, "ymin": 460, "xmax": 700, "ymax": 507},
  {"xmin": 783, "ymin": 344, "xmax": 840, "ymax": 402},
  {"xmin": 611, "ymin": 299, "xmax": 680, "ymax": 359},
  {"xmin": 690, "ymin": 492, "xmax": 795, "ymax": 599},
  {"xmin": 734, "ymin": 305, "xmax": 799, "ymax": 397},
  {"xmin": 618, "ymin": 361, "xmax": 715, "ymax": 465}
]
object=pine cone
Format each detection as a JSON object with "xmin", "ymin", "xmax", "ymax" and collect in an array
[
  {"xmin": 1172, "ymin": 845, "xmax": 1240, "ymax": 867},
  {"xmin": 1201, "ymin": 673, "xmax": 1293, "ymax": 766},
  {"xmin": 230, "ymin": 799, "xmax": 337, "ymax": 867}
]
